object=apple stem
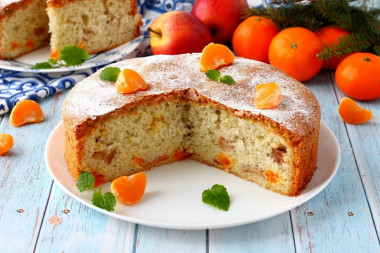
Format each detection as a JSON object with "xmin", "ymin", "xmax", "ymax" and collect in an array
[{"xmin": 148, "ymin": 27, "xmax": 161, "ymax": 37}]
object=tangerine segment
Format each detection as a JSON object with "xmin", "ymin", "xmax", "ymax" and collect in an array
[
  {"xmin": 116, "ymin": 69, "xmax": 148, "ymax": 94},
  {"xmin": 111, "ymin": 172, "xmax": 147, "ymax": 205},
  {"xmin": 0, "ymin": 134, "xmax": 14, "ymax": 156},
  {"xmin": 10, "ymin": 100, "xmax": 44, "ymax": 127},
  {"xmin": 174, "ymin": 149, "xmax": 187, "ymax": 160},
  {"xmin": 338, "ymin": 97, "xmax": 373, "ymax": 124},
  {"xmin": 218, "ymin": 153, "xmax": 235, "ymax": 169},
  {"xmin": 91, "ymin": 172, "xmax": 105, "ymax": 188},
  {"xmin": 199, "ymin": 43, "xmax": 235, "ymax": 72},
  {"xmin": 254, "ymin": 82, "xmax": 282, "ymax": 109}
]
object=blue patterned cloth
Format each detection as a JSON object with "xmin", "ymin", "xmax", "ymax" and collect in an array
[{"xmin": 0, "ymin": 0, "xmax": 194, "ymax": 115}]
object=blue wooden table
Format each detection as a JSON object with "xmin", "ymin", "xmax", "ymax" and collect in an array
[{"xmin": 0, "ymin": 68, "xmax": 379, "ymax": 252}]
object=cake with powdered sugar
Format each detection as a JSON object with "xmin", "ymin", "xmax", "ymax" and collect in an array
[{"xmin": 62, "ymin": 53, "xmax": 321, "ymax": 196}]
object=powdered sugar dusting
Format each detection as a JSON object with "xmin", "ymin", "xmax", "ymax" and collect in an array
[{"xmin": 63, "ymin": 54, "xmax": 320, "ymax": 135}]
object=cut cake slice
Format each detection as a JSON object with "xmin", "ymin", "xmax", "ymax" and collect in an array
[
  {"xmin": 0, "ymin": 0, "xmax": 50, "ymax": 59},
  {"xmin": 46, "ymin": 0, "xmax": 142, "ymax": 58}
]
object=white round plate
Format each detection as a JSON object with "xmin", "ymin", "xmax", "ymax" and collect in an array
[
  {"xmin": 0, "ymin": 36, "xmax": 143, "ymax": 73},
  {"xmin": 45, "ymin": 121, "xmax": 340, "ymax": 230}
]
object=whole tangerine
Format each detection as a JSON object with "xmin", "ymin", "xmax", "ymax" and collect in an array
[
  {"xmin": 232, "ymin": 16, "xmax": 280, "ymax": 63},
  {"xmin": 268, "ymin": 27, "xmax": 324, "ymax": 82},
  {"xmin": 316, "ymin": 26, "xmax": 351, "ymax": 70},
  {"xmin": 335, "ymin": 53, "xmax": 380, "ymax": 101}
]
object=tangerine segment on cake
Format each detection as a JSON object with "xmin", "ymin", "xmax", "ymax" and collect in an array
[
  {"xmin": 62, "ymin": 54, "xmax": 321, "ymax": 196},
  {"xmin": 0, "ymin": 0, "xmax": 49, "ymax": 59},
  {"xmin": 46, "ymin": 0, "xmax": 142, "ymax": 56}
]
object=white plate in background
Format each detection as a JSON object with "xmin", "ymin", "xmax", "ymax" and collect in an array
[{"xmin": 0, "ymin": 36, "xmax": 143, "ymax": 73}]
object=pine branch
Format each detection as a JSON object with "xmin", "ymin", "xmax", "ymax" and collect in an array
[
  {"xmin": 368, "ymin": 9, "xmax": 380, "ymax": 17},
  {"xmin": 317, "ymin": 33, "xmax": 373, "ymax": 60},
  {"xmin": 267, "ymin": 0, "xmax": 305, "ymax": 5},
  {"xmin": 314, "ymin": 0, "xmax": 358, "ymax": 32},
  {"xmin": 373, "ymin": 45, "xmax": 380, "ymax": 56},
  {"xmin": 244, "ymin": 3, "xmax": 327, "ymax": 30}
]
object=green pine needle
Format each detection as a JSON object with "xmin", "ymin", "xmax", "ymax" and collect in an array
[{"xmin": 318, "ymin": 33, "xmax": 373, "ymax": 60}]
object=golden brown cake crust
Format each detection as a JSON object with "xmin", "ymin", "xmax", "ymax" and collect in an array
[
  {"xmin": 62, "ymin": 54, "xmax": 321, "ymax": 195},
  {"xmin": 0, "ymin": 0, "xmax": 33, "ymax": 20}
]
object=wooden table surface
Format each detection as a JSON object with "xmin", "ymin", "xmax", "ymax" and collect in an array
[{"xmin": 0, "ymin": 69, "xmax": 379, "ymax": 253}]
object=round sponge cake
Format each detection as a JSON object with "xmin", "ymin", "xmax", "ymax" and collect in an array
[{"xmin": 62, "ymin": 53, "xmax": 321, "ymax": 196}]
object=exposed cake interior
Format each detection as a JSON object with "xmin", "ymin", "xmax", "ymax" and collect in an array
[
  {"xmin": 47, "ymin": 0, "xmax": 141, "ymax": 55},
  {"xmin": 0, "ymin": 0, "xmax": 49, "ymax": 59},
  {"xmin": 82, "ymin": 94, "xmax": 295, "ymax": 195}
]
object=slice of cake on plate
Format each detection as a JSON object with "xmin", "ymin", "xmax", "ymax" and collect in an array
[
  {"xmin": 46, "ymin": 0, "xmax": 142, "ymax": 58},
  {"xmin": 0, "ymin": 0, "xmax": 49, "ymax": 59}
]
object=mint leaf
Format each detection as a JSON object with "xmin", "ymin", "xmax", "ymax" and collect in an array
[
  {"xmin": 99, "ymin": 67, "xmax": 121, "ymax": 82},
  {"xmin": 76, "ymin": 171, "xmax": 95, "ymax": 192},
  {"xmin": 60, "ymin": 45, "xmax": 90, "ymax": 66},
  {"xmin": 48, "ymin": 58, "xmax": 57, "ymax": 65},
  {"xmin": 220, "ymin": 75, "xmax": 235, "ymax": 85},
  {"xmin": 202, "ymin": 184, "xmax": 230, "ymax": 211},
  {"xmin": 92, "ymin": 188, "xmax": 116, "ymax": 212},
  {"xmin": 206, "ymin": 69, "xmax": 221, "ymax": 81},
  {"xmin": 31, "ymin": 62, "xmax": 55, "ymax": 69}
]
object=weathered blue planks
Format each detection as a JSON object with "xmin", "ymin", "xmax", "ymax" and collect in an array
[
  {"xmin": 0, "ymin": 92, "xmax": 67, "ymax": 252},
  {"xmin": 209, "ymin": 213, "xmax": 295, "ymax": 253},
  {"xmin": 135, "ymin": 225, "xmax": 206, "ymax": 253},
  {"xmin": 34, "ymin": 184, "xmax": 136, "ymax": 253},
  {"xmin": 332, "ymin": 72, "xmax": 380, "ymax": 239},
  {"xmin": 291, "ymin": 71, "xmax": 379, "ymax": 252}
]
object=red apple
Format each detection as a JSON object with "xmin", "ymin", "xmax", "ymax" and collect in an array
[
  {"xmin": 149, "ymin": 11, "xmax": 212, "ymax": 55},
  {"xmin": 191, "ymin": 0, "xmax": 248, "ymax": 44}
]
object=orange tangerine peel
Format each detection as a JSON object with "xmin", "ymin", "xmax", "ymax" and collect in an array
[
  {"xmin": 254, "ymin": 82, "xmax": 282, "ymax": 109},
  {"xmin": 111, "ymin": 172, "xmax": 147, "ymax": 205},
  {"xmin": 0, "ymin": 134, "xmax": 14, "ymax": 156},
  {"xmin": 199, "ymin": 43, "xmax": 235, "ymax": 72},
  {"xmin": 218, "ymin": 153, "xmax": 235, "ymax": 169},
  {"xmin": 338, "ymin": 97, "xmax": 373, "ymax": 124},
  {"xmin": 10, "ymin": 100, "xmax": 44, "ymax": 127},
  {"xmin": 115, "ymin": 68, "xmax": 148, "ymax": 94}
]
